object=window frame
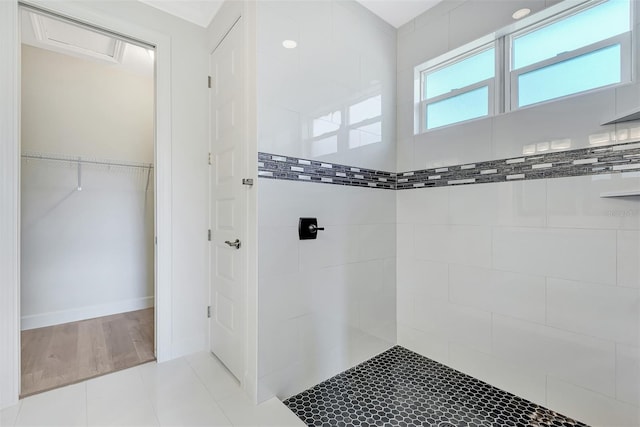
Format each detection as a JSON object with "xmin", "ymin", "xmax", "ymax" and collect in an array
[{"xmin": 419, "ymin": 43, "xmax": 497, "ymax": 132}]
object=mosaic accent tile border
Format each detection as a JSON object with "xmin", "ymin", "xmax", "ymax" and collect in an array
[
  {"xmin": 258, "ymin": 141, "xmax": 640, "ymax": 190},
  {"xmin": 258, "ymin": 152, "xmax": 397, "ymax": 190},
  {"xmin": 284, "ymin": 345, "xmax": 587, "ymax": 427}
]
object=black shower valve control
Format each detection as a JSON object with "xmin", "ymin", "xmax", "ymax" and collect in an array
[{"xmin": 299, "ymin": 217, "xmax": 324, "ymax": 240}]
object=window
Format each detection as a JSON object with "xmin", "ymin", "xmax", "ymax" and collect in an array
[
  {"xmin": 421, "ymin": 46, "xmax": 495, "ymax": 130},
  {"xmin": 510, "ymin": 0, "xmax": 631, "ymax": 108},
  {"xmin": 417, "ymin": 0, "xmax": 633, "ymax": 133}
]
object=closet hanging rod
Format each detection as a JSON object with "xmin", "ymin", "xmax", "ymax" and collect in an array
[{"xmin": 21, "ymin": 154, "xmax": 153, "ymax": 170}]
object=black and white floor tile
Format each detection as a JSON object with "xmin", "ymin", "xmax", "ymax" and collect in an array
[{"xmin": 284, "ymin": 346, "xmax": 588, "ymax": 427}]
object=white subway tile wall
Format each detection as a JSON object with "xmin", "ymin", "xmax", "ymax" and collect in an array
[{"xmin": 397, "ymin": 174, "xmax": 640, "ymax": 427}]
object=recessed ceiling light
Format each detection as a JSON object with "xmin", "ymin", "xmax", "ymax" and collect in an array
[
  {"xmin": 282, "ymin": 40, "xmax": 297, "ymax": 49},
  {"xmin": 512, "ymin": 8, "xmax": 531, "ymax": 19}
]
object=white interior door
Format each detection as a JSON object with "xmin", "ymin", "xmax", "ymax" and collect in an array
[{"xmin": 209, "ymin": 18, "xmax": 245, "ymax": 381}]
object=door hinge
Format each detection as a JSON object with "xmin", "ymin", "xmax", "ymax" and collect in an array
[
  {"xmin": 208, "ymin": 229, "xmax": 212, "ymax": 241},
  {"xmin": 208, "ymin": 152, "xmax": 212, "ymax": 165},
  {"xmin": 242, "ymin": 178, "xmax": 254, "ymax": 186},
  {"xmin": 207, "ymin": 306, "xmax": 211, "ymax": 318},
  {"xmin": 208, "ymin": 75, "xmax": 212, "ymax": 88}
]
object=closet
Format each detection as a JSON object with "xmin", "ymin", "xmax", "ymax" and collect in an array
[{"xmin": 19, "ymin": 7, "xmax": 156, "ymax": 396}]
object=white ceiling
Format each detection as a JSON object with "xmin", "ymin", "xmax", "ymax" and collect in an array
[{"xmin": 140, "ymin": 0, "xmax": 443, "ymax": 29}]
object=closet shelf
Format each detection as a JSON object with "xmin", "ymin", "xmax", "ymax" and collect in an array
[{"xmin": 599, "ymin": 190, "xmax": 640, "ymax": 198}]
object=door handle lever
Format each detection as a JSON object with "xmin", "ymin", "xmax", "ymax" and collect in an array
[{"xmin": 224, "ymin": 239, "xmax": 241, "ymax": 249}]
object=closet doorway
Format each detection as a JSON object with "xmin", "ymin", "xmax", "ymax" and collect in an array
[{"xmin": 19, "ymin": 6, "xmax": 156, "ymax": 397}]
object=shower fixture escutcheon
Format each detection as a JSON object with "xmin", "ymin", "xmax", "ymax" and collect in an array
[{"xmin": 298, "ymin": 217, "xmax": 324, "ymax": 240}]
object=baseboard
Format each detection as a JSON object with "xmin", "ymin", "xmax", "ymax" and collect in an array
[{"xmin": 21, "ymin": 296, "xmax": 154, "ymax": 330}]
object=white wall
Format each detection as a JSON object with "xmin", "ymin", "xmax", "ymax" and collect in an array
[
  {"xmin": 21, "ymin": 45, "xmax": 154, "ymax": 162},
  {"xmin": 396, "ymin": 0, "xmax": 640, "ymax": 425},
  {"xmin": 20, "ymin": 45, "xmax": 155, "ymax": 329},
  {"xmin": 256, "ymin": 0, "xmax": 397, "ymax": 402}
]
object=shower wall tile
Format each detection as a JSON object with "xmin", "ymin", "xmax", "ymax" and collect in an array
[
  {"xmin": 396, "ymin": 186, "xmax": 448, "ymax": 225},
  {"xmin": 492, "ymin": 227, "xmax": 617, "ymax": 285},
  {"xmin": 546, "ymin": 377, "xmax": 639, "ymax": 427},
  {"xmin": 413, "ymin": 297, "xmax": 492, "ymax": 354},
  {"xmin": 447, "ymin": 344, "xmax": 547, "ymax": 408},
  {"xmin": 396, "ymin": 324, "xmax": 450, "ymax": 364},
  {"xmin": 492, "ymin": 315, "xmax": 616, "ymax": 397},
  {"xmin": 617, "ymin": 230, "xmax": 640, "ymax": 288},
  {"xmin": 547, "ymin": 173, "xmax": 640, "ymax": 230},
  {"xmin": 257, "ymin": 226, "xmax": 299, "ymax": 278},
  {"xmin": 616, "ymin": 344, "xmax": 640, "ymax": 406},
  {"xmin": 396, "ymin": 1, "xmax": 640, "ymax": 424},
  {"xmin": 546, "ymin": 278, "xmax": 640, "ymax": 344},
  {"xmin": 257, "ymin": 177, "xmax": 396, "ymax": 402},
  {"xmin": 449, "ymin": 265, "xmax": 546, "ymax": 324},
  {"xmin": 414, "ymin": 224, "xmax": 492, "ymax": 268}
]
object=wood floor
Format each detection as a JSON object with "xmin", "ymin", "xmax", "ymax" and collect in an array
[{"xmin": 21, "ymin": 308, "xmax": 155, "ymax": 397}]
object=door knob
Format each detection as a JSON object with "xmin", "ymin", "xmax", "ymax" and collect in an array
[{"xmin": 225, "ymin": 239, "xmax": 241, "ymax": 249}]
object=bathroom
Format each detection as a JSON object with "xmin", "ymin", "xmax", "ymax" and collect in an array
[{"xmin": 1, "ymin": 0, "xmax": 639, "ymax": 425}]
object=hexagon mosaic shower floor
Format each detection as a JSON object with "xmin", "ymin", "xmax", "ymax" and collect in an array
[{"xmin": 284, "ymin": 346, "xmax": 587, "ymax": 427}]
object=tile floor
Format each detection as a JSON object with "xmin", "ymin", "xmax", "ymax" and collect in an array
[
  {"xmin": 1, "ymin": 351, "xmax": 304, "ymax": 427},
  {"xmin": 285, "ymin": 346, "xmax": 587, "ymax": 427}
]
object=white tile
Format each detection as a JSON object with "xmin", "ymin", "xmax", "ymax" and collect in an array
[
  {"xmin": 185, "ymin": 352, "xmax": 244, "ymax": 401},
  {"xmin": 257, "ymin": 103, "xmax": 301, "ymax": 157},
  {"xmin": 396, "ymin": 137, "xmax": 415, "ymax": 172},
  {"xmin": 492, "ymin": 227, "xmax": 617, "ymax": 285},
  {"xmin": 413, "ymin": 117, "xmax": 493, "ymax": 170},
  {"xmin": 448, "ymin": 344, "xmax": 547, "ymax": 407},
  {"xmin": 616, "ymin": 81, "xmax": 640, "ymax": 117},
  {"xmin": 397, "ymin": 258, "xmax": 449, "ymax": 304},
  {"xmin": 397, "ymin": 13, "xmax": 449, "ymax": 72},
  {"xmin": 415, "ymin": 225, "xmax": 492, "ymax": 268},
  {"xmin": 492, "ymin": 89, "xmax": 617, "ymax": 159},
  {"xmin": 618, "ymin": 230, "xmax": 640, "ymax": 288},
  {"xmin": 1, "ymin": 402, "xmax": 20, "ymax": 427},
  {"xmin": 547, "ymin": 174, "xmax": 640, "ymax": 230},
  {"xmin": 449, "ymin": 265, "xmax": 546, "ymax": 324},
  {"xmin": 396, "ymin": 223, "xmax": 414, "ymax": 261},
  {"xmin": 413, "ymin": 297, "xmax": 492, "ymax": 354},
  {"xmin": 259, "ymin": 272, "xmax": 312, "ymax": 322},
  {"xmin": 492, "ymin": 314, "xmax": 616, "ymax": 396},
  {"xmin": 217, "ymin": 396, "xmax": 304, "ymax": 426},
  {"xmin": 299, "ymin": 225, "xmax": 360, "ymax": 270},
  {"xmin": 258, "ymin": 226, "xmax": 299, "ymax": 278},
  {"xmin": 449, "ymin": 183, "xmax": 497, "ymax": 225},
  {"xmin": 448, "ymin": 0, "xmax": 545, "ymax": 49},
  {"xmin": 495, "ymin": 180, "xmax": 547, "ymax": 227},
  {"xmin": 547, "ymin": 376, "xmax": 639, "ymax": 427},
  {"xmin": 86, "ymin": 365, "xmax": 146, "ymax": 403},
  {"xmin": 88, "ymin": 394, "xmax": 158, "ymax": 427},
  {"xmin": 258, "ymin": 319, "xmax": 300, "ymax": 376},
  {"xmin": 345, "ymin": 187, "xmax": 396, "ymax": 226},
  {"xmin": 547, "ymin": 278, "xmax": 640, "ymax": 344},
  {"xmin": 359, "ymin": 223, "xmax": 396, "ymax": 260},
  {"xmin": 397, "ymin": 186, "xmax": 448, "ymax": 225},
  {"xmin": 157, "ymin": 398, "xmax": 230, "ymax": 426},
  {"xmin": 397, "ymin": 323, "xmax": 449, "ymax": 364},
  {"xmin": 15, "ymin": 383, "xmax": 87, "ymax": 427},
  {"xmin": 617, "ymin": 344, "xmax": 640, "ymax": 406},
  {"xmin": 345, "ymin": 332, "xmax": 394, "ymax": 368}
]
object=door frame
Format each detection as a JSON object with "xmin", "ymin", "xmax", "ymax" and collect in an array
[{"xmin": 0, "ymin": 0, "xmax": 173, "ymax": 408}]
